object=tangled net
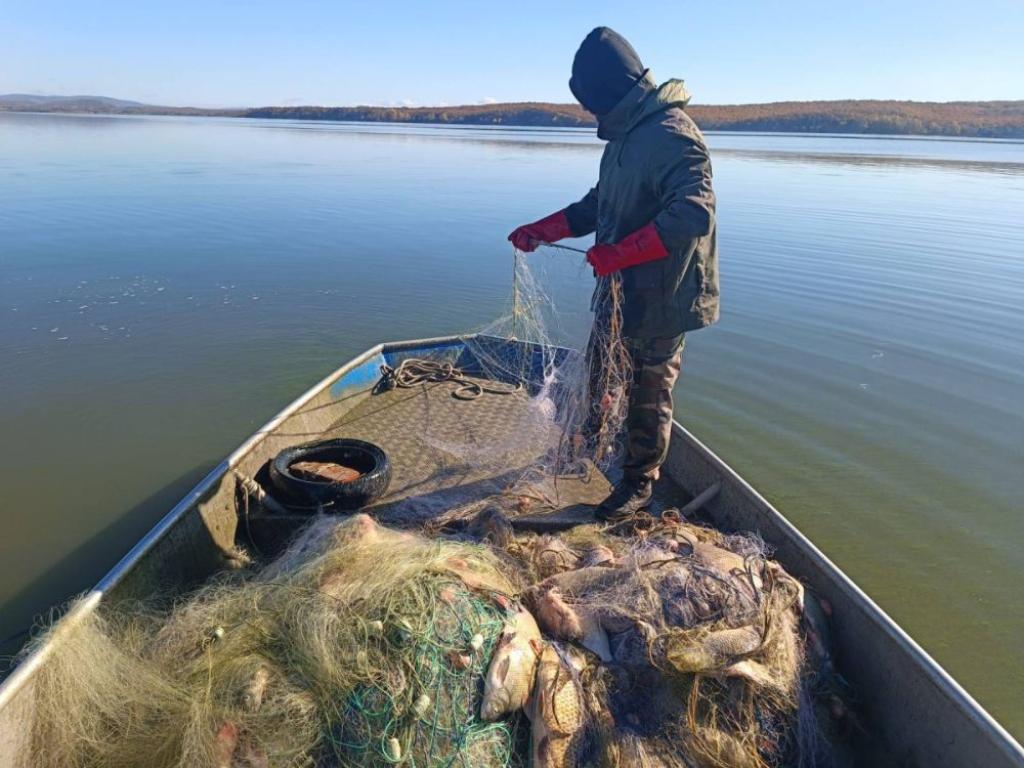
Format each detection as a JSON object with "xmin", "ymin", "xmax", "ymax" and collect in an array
[
  {"xmin": 421, "ymin": 248, "xmax": 634, "ymax": 483},
  {"xmin": 25, "ymin": 516, "xmax": 523, "ymax": 768},
  {"xmin": 24, "ymin": 511, "xmax": 841, "ymax": 768},
  {"xmin": 508, "ymin": 515, "xmax": 833, "ymax": 768}
]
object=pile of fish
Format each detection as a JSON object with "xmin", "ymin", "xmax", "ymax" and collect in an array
[
  {"xmin": 25, "ymin": 508, "xmax": 844, "ymax": 768},
  {"xmin": 465, "ymin": 509, "xmax": 843, "ymax": 768}
]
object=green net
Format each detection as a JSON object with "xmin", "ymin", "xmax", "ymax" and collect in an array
[
  {"xmin": 23, "ymin": 515, "xmax": 524, "ymax": 768},
  {"xmin": 328, "ymin": 577, "xmax": 515, "ymax": 767}
]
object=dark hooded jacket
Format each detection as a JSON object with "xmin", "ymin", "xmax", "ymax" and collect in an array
[{"xmin": 564, "ymin": 29, "xmax": 719, "ymax": 338}]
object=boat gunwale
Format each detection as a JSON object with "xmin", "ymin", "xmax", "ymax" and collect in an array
[
  {"xmin": 1, "ymin": 335, "xmax": 422, "ymax": 711},
  {"xmin": 1, "ymin": 334, "xmax": 1022, "ymax": 763},
  {"xmin": 669, "ymin": 422, "xmax": 1024, "ymax": 762}
]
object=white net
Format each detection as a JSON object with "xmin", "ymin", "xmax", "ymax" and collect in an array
[{"xmin": 425, "ymin": 246, "xmax": 634, "ymax": 490}]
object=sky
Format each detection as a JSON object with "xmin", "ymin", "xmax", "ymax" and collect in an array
[{"xmin": 2, "ymin": 0, "xmax": 1023, "ymax": 108}]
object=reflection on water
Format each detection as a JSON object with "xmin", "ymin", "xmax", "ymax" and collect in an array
[{"xmin": 0, "ymin": 113, "xmax": 1022, "ymax": 737}]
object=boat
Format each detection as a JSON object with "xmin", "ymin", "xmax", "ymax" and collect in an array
[{"xmin": 1, "ymin": 334, "xmax": 1022, "ymax": 767}]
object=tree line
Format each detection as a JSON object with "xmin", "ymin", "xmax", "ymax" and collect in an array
[
  {"xmin": 5, "ymin": 96, "xmax": 1022, "ymax": 138},
  {"xmin": 243, "ymin": 100, "xmax": 1024, "ymax": 138}
]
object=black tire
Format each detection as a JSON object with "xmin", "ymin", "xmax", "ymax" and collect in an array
[{"xmin": 268, "ymin": 438, "xmax": 391, "ymax": 512}]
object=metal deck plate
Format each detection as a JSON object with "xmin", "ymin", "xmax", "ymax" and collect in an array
[{"xmin": 324, "ymin": 378, "xmax": 613, "ymax": 525}]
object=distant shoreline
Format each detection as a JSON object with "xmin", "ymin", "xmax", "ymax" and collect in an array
[{"xmin": 3, "ymin": 94, "xmax": 1022, "ymax": 139}]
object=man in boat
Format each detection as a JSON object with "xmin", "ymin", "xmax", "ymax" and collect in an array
[{"xmin": 509, "ymin": 26, "xmax": 718, "ymax": 521}]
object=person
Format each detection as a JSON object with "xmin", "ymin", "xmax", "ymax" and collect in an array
[{"xmin": 508, "ymin": 26, "xmax": 719, "ymax": 522}]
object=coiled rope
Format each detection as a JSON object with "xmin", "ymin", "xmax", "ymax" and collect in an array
[{"xmin": 379, "ymin": 358, "xmax": 523, "ymax": 400}]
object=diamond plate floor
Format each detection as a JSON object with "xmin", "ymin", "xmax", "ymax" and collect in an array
[{"xmin": 324, "ymin": 378, "xmax": 612, "ymax": 525}]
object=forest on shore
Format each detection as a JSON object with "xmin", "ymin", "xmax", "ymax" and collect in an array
[{"xmin": 3, "ymin": 94, "xmax": 1022, "ymax": 138}]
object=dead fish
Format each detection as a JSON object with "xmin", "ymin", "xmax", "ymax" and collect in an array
[
  {"xmin": 666, "ymin": 625, "xmax": 763, "ymax": 673},
  {"xmin": 528, "ymin": 643, "xmax": 587, "ymax": 768},
  {"xmin": 527, "ymin": 587, "xmax": 583, "ymax": 641},
  {"xmin": 467, "ymin": 505, "xmax": 514, "ymax": 548},
  {"xmin": 527, "ymin": 583, "xmax": 612, "ymax": 661},
  {"xmin": 692, "ymin": 541, "xmax": 763, "ymax": 589},
  {"xmin": 722, "ymin": 659, "xmax": 788, "ymax": 696},
  {"xmin": 620, "ymin": 543, "xmax": 678, "ymax": 569},
  {"xmin": 214, "ymin": 721, "xmax": 238, "ymax": 768},
  {"xmin": 609, "ymin": 620, "xmax": 658, "ymax": 667},
  {"xmin": 332, "ymin": 513, "xmax": 380, "ymax": 544},
  {"xmin": 579, "ymin": 544, "xmax": 616, "ymax": 568},
  {"xmin": 765, "ymin": 560, "xmax": 805, "ymax": 613},
  {"xmin": 241, "ymin": 666, "xmax": 270, "ymax": 712},
  {"xmin": 537, "ymin": 565, "xmax": 632, "ymax": 597},
  {"xmin": 578, "ymin": 610, "xmax": 612, "ymax": 662},
  {"xmin": 534, "ymin": 536, "xmax": 581, "ymax": 577},
  {"xmin": 801, "ymin": 589, "xmax": 835, "ymax": 675},
  {"xmin": 437, "ymin": 555, "xmax": 510, "ymax": 593},
  {"xmin": 480, "ymin": 603, "xmax": 542, "ymax": 720},
  {"xmin": 687, "ymin": 727, "xmax": 761, "ymax": 768}
]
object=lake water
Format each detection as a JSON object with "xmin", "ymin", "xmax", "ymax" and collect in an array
[{"xmin": 1, "ymin": 113, "xmax": 1022, "ymax": 737}]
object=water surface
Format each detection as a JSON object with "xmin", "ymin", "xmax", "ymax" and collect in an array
[{"xmin": 1, "ymin": 113, "xmax": 1022, "ymax": 737}]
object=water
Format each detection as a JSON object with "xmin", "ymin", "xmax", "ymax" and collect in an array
[{"xmin": 1, "ymin": 113, "xmax": 1022, "ymax": 737}]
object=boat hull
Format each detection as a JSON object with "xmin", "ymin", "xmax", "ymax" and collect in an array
[{"xmin": 1, "ymin": 335, "xmax": 1021, "ymax": 766}]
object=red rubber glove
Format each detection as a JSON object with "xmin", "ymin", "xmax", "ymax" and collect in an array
[
  {"xmin": 586, "ymin": 223, "xmax": 669, "ymax": 277},
  {"xmin": 508, "ymin": 210, "xmax": 573, "ymax": 252}
]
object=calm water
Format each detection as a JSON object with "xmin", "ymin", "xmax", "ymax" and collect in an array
[{"xmin": 1, "ymin": 113, "xmax": 1022, "ymax": 736}]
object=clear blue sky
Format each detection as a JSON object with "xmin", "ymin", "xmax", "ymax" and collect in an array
[{"xmin": 3, "ymin": 0, "xmax": 1022, "ymax": 107}]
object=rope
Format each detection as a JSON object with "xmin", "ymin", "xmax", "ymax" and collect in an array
[
  {"xmin": 538, "ymin": 241, "xmax": 588, "ymax": 255},
  {"xmin": 379, "ymin": 358, "xmax": 523, "ymax": 401}
]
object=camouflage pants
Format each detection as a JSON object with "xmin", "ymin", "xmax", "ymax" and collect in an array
[
  {"xmin": 621, "ymin": 334, "xmax": 685, "ymax": 480},
  {"xmin": 584, "ymin": 326, "xmax": 685, "ymax": 481}
]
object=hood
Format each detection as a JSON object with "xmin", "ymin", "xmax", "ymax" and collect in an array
[
  {"xmin": 596, "ymin": 77, "xmax": 692, "ymax": 141},
  {"xmin": 569, "ymin": 27, "xmax": 647, "ymax": 117}
]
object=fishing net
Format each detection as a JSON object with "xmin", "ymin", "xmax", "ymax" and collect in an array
[
  {"xmin": 23, "ymin": 515, "xmax": 524, "ymax": 768},
  {"xmin": 23, "ymin": 518, "xmax": 840, "ymax": 768},
  {"xmin": 420, "ymin": 248, "xmax": 632, "ymax": 484},
  {"xmin": 372, "ymin": 246, "xmax": 635, "ymax": 528},
  {"xmin": 510, "ymin": 518, "xmax": 832, "ymax": 768}
]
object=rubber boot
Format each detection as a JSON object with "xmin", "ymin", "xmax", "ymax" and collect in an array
[{"xmin": 595, "ymin": 476, "xmax": 653, "ymax": 522}]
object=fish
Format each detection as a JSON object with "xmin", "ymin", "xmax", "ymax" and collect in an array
[
  {"xmin": 331, "ymin": 512, "xmax": 380, "ymax": 544},
  {"xmin": 665, "ymin": 625, "xmax": 763, "ymax": 673},
  {"xmin": 722, "ymin": 659, "xmax": 786, "ymax": 694},
  {"xmin": 687, "ymin": 727, "xmax": 762, "ymax": 768},
  {"xmin": 528, "ymin": 643, "xmax": 587, "ymax": 768},
  {"xmin": 578, "ymin": 545, "xmax": 616, "ymax": 568},
  {"xmin": 692, "ymin": 541, "xmax": 764, "ymax": 592},
  {"xmin": 480, "ymin": 603, "xmax": 542, "ymax": 720},
  {"xmin": 609, "ymin": 620, "xmax": 658, "ymax": 667},
  {"xmin": 801, "ymin": 588, "xmax": 835, "ymax": 675},
  {"xmin": 241, "ymin": 666, "xmax": 270, "ymax": 712},
  {"xmin": 578, "ymin": 610, "xmax": 612, "ymax": 662},
  {"xmin": 536, "ymin": 565, "xmax": 633, "ymax": 598},
  {"xmin": 433, "ymin": 551, "xmax": 514, "ymax": 594},
  {"xmin": 533, "ymin": 536, "xmax": 581, "ymax": 578},
  {"xmin": 527, "ymin": 586, "xmax": 583, "ymax": 641},
  {"xmin": 620, "ymin": 542, "xmax": 679, "ymax": 569},
  {"xmin": 527, "ymin": 584, "xmax": 614, "ymax": 661},
  {"xmin": 613, "ymin": 733, "xmax": 682, "ymax": 768},
  {"xmin": 467, "ymin": 505, "xmax": 514, "ymax": 547},
  {"xmin": 214, "ymin": 721, "xmax": 238, "ymax": 768}
]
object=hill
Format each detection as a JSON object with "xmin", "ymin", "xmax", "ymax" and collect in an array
[
  {"xmin": 0, "ymin": 94, "xmax": 242, "ymax": 116},
  {"xmin": 245, "ymin": 100, "xmax": 1024, "ymax": 138},
  {"xmin": 0, "ymin": 94, "xmax": 146, "ymax": 111},
  {"xmin": 3, "ymin": 94, "xmax": 1023, "ymax": 138}
]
